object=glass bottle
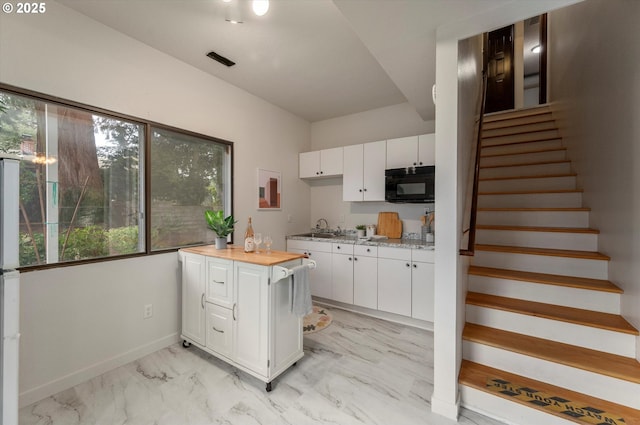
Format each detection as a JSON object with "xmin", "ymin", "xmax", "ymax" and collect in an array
[{"xmin": 244, "ymin": 217, "xmax": 255, "ymax": 252}]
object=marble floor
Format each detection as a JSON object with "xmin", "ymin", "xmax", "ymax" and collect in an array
[{"xmin": 19, "ymin": 307, "xmax": 506, "ymax": 425}]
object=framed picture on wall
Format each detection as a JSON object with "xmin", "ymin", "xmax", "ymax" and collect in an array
[{"xmin": 257, "ymin": 168, "xmax": 281, "ymax": 210}]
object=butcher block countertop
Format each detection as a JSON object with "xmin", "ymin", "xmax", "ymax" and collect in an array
[{"xmin": 181, "ymin": 245, "xmax": 305, "ymax": 266}]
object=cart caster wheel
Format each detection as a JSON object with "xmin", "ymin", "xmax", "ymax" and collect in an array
[
  {"xmin": 266, "ymin": 382, "xmax": 272, "ymax": 392},
  {"xmin": 182, "ymin": 340, "xmax": 191, "ymax": 348}
]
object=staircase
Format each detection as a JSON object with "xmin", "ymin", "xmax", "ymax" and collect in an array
[{"xmin": 459, "ymin": 105, "xmax": 640, "ymax": 425}]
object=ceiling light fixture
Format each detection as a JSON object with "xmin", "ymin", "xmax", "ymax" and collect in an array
[
  {"xmin": 252, "ymin": 0, "xmax": 269, "ymax": 17},
  {"xmin": 531, "ymin": 45, "xmax": 541, "ymax": 54}
]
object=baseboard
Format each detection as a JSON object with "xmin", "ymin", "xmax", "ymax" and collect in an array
[
  {"xmin": 311, "ymin": 297, "xmax": 433, "ymax": 332},
  {"xmin": 19, "ymin": 333, "xmax": 179, "ymax": 408},
  {"xmin": 431, "ymin": 392, "xmax": 461, "ymax": 420}
]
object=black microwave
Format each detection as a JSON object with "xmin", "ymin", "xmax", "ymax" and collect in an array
[{"xmin": 385, "ymin": 166, "xmax": 435, "ymax": 203}]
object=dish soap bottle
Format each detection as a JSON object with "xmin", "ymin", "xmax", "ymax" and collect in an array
[{"xmin": 244, "ymin": 217, "xmax": 255, "ymax": 252}]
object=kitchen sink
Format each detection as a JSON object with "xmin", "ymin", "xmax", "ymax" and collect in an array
[{"xmin": 294, "ymin": 232, "xmax": 336, "ymax": 239}]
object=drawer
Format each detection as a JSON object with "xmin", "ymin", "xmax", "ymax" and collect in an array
[
  {"xmin": 206, "ymin": 303, "xmax": 233, "ymax": 358},
  {"xmin": 287, "ymin": 239, "xmax": 333, "ymax": 253},
  {"xmin": 205, "ymin": 257, "xmax": 234, "ymax": 308},
  {"xmin": 377, "ymin": 246, "xmax": 411, "ymax": 261},
  {"xmin": 332, "ymin": 242, "xmax": 354, "ymax": 254},
  {"xmin": 412, "ymin": 248, "xmax": 434, "ymax": 263},
  {"xmin": 354, "ymin": 245, "xmax": 377, "ymax": 257}
]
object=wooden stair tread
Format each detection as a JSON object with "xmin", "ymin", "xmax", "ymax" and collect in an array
[
  {"xmin": 466, "ymin": 292, "xmax": 637, "ymax": 335},
  {"xmin": 476, "ymin": 224, "xmax": 599, "ymax": 234},
  {"xmin": 468, "ymin": 265, "xmax": 622, "ymax": 293},
  {"xmin": 480, "ymin": 160, "xmax": 571, "ymax": 169},
  {"xmin": 481, "ymin": 147, "xmax": 566, "ymax": 158},
  {"xmin": 482, "ymin": 136, "xmax": 561, "ymax": 147},
  {"xmin": 481, "ymin": 122, "xmax": 556, "ymax": 137},
  {"xmin": 463, "ymin": 323, "xmax": 640, "ymax": 384},
  {"xmin": 475, "ymin": 244, "xmax": 610, "ymax": 260},
  {"xmin": 482, "ymin": 113, "xmax": 553, "ymax": 129},
  {"xmin": 459, "ymin": 360, "xmax": 640, "ymax": 423},
  {"xmin": 478, "ymin": 188, "xmax": 582, "ymax": 195},
  {"xmin": 478, "ymin": 207, "xmax": 590, "ymax": 212},
  {"xmin": 479, "ymin": 173, "xmax": 577, "ymax": 182},
  {"xmin": 484, "ymin": 106, "xmax": 552, "ymax": 122}
]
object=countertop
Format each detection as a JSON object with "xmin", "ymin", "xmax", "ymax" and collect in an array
[
  {"xmin": 286, "ymin": 234, "xmax": 435, "ymax": 250},
  {"xmin": 181, "ymin": 245, "xmax": 305, "ymax": 266}
]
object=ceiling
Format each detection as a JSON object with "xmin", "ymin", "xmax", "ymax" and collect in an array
[{"xmin": 56, "ymin": 0, "xmax": 511, "ymax": 123}]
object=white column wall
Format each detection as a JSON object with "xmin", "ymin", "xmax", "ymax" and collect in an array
[
  {"xmin": 548, "ymin": 0, "xmax": 640, "ymax": 361},
  {"xmin": 0, "ymin": 2, "xmax": 311, "ymax": 405}
]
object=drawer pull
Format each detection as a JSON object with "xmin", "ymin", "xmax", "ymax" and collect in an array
[
  {"xmin": 212, "ymin": 326, "xmax": 224, "ymax": 333},
  {"xmin": 201, "ymin": 293, "xmax": 205, "ymax": 309},
  {"xmin": 213, "ymin": 280, "xmax": 224, "ymax": 284}
]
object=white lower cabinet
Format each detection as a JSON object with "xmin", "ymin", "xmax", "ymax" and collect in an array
[
  {"xmin": 331, "ymin": 243, "xmax": 354, "ymax": 304},
  {"xmin": 377, "ymin": 247, "xmax": 412, "ymax": 316},
  {"xmin": 286, "ymin": 240, "xmax": 332, "ymax": 299},
  {"xmin": 353, "ymin": 245, "xmax": 377, "ymax": 309},
  {"xmin": 411, "ymin": 249, "xmax": 435, "ymax": 322},
  {"xmin": 179, "ymin": 250, "xmax": 303, "ymax": 391}
]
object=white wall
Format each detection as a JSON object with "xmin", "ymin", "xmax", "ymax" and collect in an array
[
  {"xmin": 308, "ymin": 103, "xmax": 435, "ymax": 234},
  {"xmin": 548, "ymin": 0, "xmax": 640, "ymax": 360},
  {"xmin": 0, "ymin": 2, "xmax": 311, "ymax": 405}
]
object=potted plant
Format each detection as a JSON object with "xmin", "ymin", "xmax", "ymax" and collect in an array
[
  {"xmin": 205, "ymin": 210, "xmax": 237, "ymax": 249},
  {"xmin": 355, "ymin": 224, "xmax": 366, "ymax": 239}
]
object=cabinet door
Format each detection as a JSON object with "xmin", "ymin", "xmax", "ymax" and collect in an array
[
  {"xmin": 181, "ymin": 252, "xmax": 206, "ymax": 346},
  {"xmin": 206, "ymin": 303, "xmax": 233, "ymax": 358},
  {"xmin": 343, "ymin": 144, "xmax": 364, "ymax": 201},
  {"xmin": 331, "ymin": 253, "xmax": 354, "ymax": 304},
  {"xmin": 411, "ymin": 261, "xmax": 434, "ymax": 322},
  {"xmin": 286, "ymin": 241, "xmax": 333, "ymax": 299},
  {"xmin": 320, "ymin": 147, "xmax": 344, "ymax": 177},
  {"xmin": 386, "ymin": 136, "xmax": 418, "ymax": 169},
  {"xmin": 234, "ymin": 262, "xmax": 269, "ymax": 376},
  {"xmin": 418, "ymin": 133, "xmax": 435, "ymax": 166},
  {"xmin": 299, "ymin": 151, "xmax": 320, "ymax": 178},
  {"xmin": 377, "ymin": 257, "xmax": 412, "ymax": 316},
  {"xmin": 362, "ymin": 140, "xmax": 386, "ymax": 201},
  {"xmin": 205, "ymin": 257, "xmax": 234, "ymax": 308},
  {"xmin": 353, "ymin": 255, "xmax": 377, "ymax": 309}
]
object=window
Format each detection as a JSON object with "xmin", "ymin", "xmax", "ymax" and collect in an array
[
  {"xmin": 0, "ymin": 86, "xmax": 232, "ymax": 268},
  {"xmin": 150, "ymin": 126, "xmax": 231, "ymax": 250}
]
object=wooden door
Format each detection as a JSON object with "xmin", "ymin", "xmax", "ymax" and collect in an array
[{"xmin": 485, "ymin": 25, "xmax": 515, "ymax": 113}]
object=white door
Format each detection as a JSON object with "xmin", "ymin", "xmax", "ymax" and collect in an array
[
  {"xmin": 418, "ymin": 134, "xmax": 435, "ymax": 166},
  {"xmin": 234, "ymin": 262, "xmax": 269, "ymax": 376},
  {"xmin": 320, "ymin": 147, "xmax": 344, "ymax": 177},
  {"xmin": 181, "ymin": 253, "xmax": 206, "ymax": 346},
  {"xmin": 342, "ymin": 144, "xmax": 364, "ymax": 201},
  {"xmin": 377, "ymin": 258, "xmax": 412, "ymax": 316},
  {"xmin": 353, "ymin": 255, "xmax": 377, "ymax": 309},
  {"xmin": 362, "ymin": 140, "xmax": 386, "ymax": 201},
  {"xmin": 411, "ymin": 261, "xmax": 435, "ymax": 322},
  {"xmin": 386, "ymin": 136, "xmax": 418, "ymax": 169},
  {"xmin": 1, "ymin": 271, "xmax": 19, "ymax": 425},
  {"xmin": 299, "ymin": 151, "xmax": 320, "ymax": 178},
  {"xmin": 331, "ymin": 253, "xmax": 354, "ymax": 304}
]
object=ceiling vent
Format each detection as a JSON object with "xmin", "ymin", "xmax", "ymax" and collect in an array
[{"xmin": 206, "ymin": 51, "xmax": 236, "ymax": 67}]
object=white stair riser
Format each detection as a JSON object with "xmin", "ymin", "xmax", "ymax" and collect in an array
[
  {"xmin": 479, "ymin": 175, "xmax": 576, "ymax": 193},
  {"xmin": 484, "ymin": 108, "xmax": 552, "ymax": 124},
  {"xmin": 481, "ymin": 139, "xmax": 563, "ymax": 157},
  {"xmin": 483, "ymin": 130, "xmax": 560, "ymax": 147},
  {"xmin": 480, "ymin": 161, "xmax": 571, "ymax": 179},
  {"xmin": 472, "ymin": 250, "xmax": 608, "ymax": 279},
  {"xmin": 477, "ymin": 210, "xmax": 590, "ymax": 228},
  {"xmin": 468, "ymin": 275, "xmax": 621, "ymax": 315},
  {"xmin": 478, "ymin": 192, "xmax": 582, "ymax": 209},
  {"xmin": 482, "ymin": 121, "xmax": 557, "ymax": 138},
  {"xmin": 463, "ymin": 341, "xmax": 640, "ymax": 409},
  {"xmin": 481, "ymin": 150, "xmax": 567, "ymax": 167},
  {"xmin": 476, "ymin": 229, "xmax": 597, "ymax": 251},
  {"xmin": 460, "ymin": 386, "xmax": 577, "ymax": 425},
  {"xmin": 465, "ymin": 306, "xmax": 635, "ymax": 357}
]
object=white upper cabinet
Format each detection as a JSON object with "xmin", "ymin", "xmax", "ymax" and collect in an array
[
  {"xmin": 386, "ymin": 133, "xmax": 435, "ymax": 169},
  {"xmin": 343, "ymin": 140, "xmax": 386, "ymax": 201},
  {"xmin": 299, "ymin": 147, "xmax": 343, "ymax": 178}
]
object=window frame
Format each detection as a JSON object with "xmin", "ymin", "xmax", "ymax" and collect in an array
[{"xmin": 0, "ymin": 83, "xmax": 234, "ymax": 272}]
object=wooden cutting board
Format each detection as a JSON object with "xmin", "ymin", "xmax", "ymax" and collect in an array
[{"xmin": 377, "ymin": 212, "xmax": 402, "ymax": 239}]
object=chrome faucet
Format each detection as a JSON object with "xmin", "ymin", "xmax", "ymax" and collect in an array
[{"xmin": 316, "ymin": 218, "xmax": 329, "ymax": 231}]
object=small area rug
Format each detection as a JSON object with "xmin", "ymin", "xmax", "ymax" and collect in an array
[{"xmin": 303, "ymin": 306, "xmax": 333, "ymax": 334}]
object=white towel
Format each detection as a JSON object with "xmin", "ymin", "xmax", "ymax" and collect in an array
[{"xmin": 290, "ymin": 264, "xmax": 312, "ymax": 317}]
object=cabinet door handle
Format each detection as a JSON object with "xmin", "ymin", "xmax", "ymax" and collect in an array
[
  {"xmin": 413, "ymin": 162, "xmax": 417, "ymax": 166},
  {"xmin": 354, "ymin": 257, "xmax": 358, "ymax": 261},
  {"xmin": 232, "ymin": 303, "xmax": 237, "ymax": 321},
  {"xmin": 320, "ymin": 171, "xmax": 324, "ymax": 175},
  {"xmin": 349, "ymin": 257, "xmax": 353, "ymax": 261},
  {"xmin": 359, "ymin": 189, "xmax": 363, "ymax": 192},
  {"xmin": 212, "ymin": 326, "xmax": 224, "ymax": 333},
  {"xmin": 363, "ymin": 188, "xmax": 367, "ymax": 192},
  {"xmin": 316, "ymin": 171, "xmax": 320, "ymax": 175},
  {"xmin": 337, "ymin": 246, "xmax": 341, "ymax": 249},
  {"xmin": 201, "ymin": 293, "xmax": 205, "ymax": 309},
  {"xmin": 413, "ymin": 263, "xmax": 417, "ymax": 268},
  {"xmin": 366, "ymin": 248, "xmax": 370, "ymax": 252},
  {"xmin": 419, "ymin": 162, "xmax": 423, "ymax": 165},
  {"xmin": 406, "ymin": 263, "xmax": 411, "ymax": 268},
  {"xmin": 308, "ymin": 252, "xmax": 312, "ymax": 257}
]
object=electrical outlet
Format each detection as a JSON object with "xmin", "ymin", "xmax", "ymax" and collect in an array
[{"xmin": 143, "ymin": 304, "xmax": 153, "ymax": 319}]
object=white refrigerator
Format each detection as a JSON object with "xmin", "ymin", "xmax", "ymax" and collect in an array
[{"xmin": 0, "ymin": 155, "xmax": 20, "ymax": 424}]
